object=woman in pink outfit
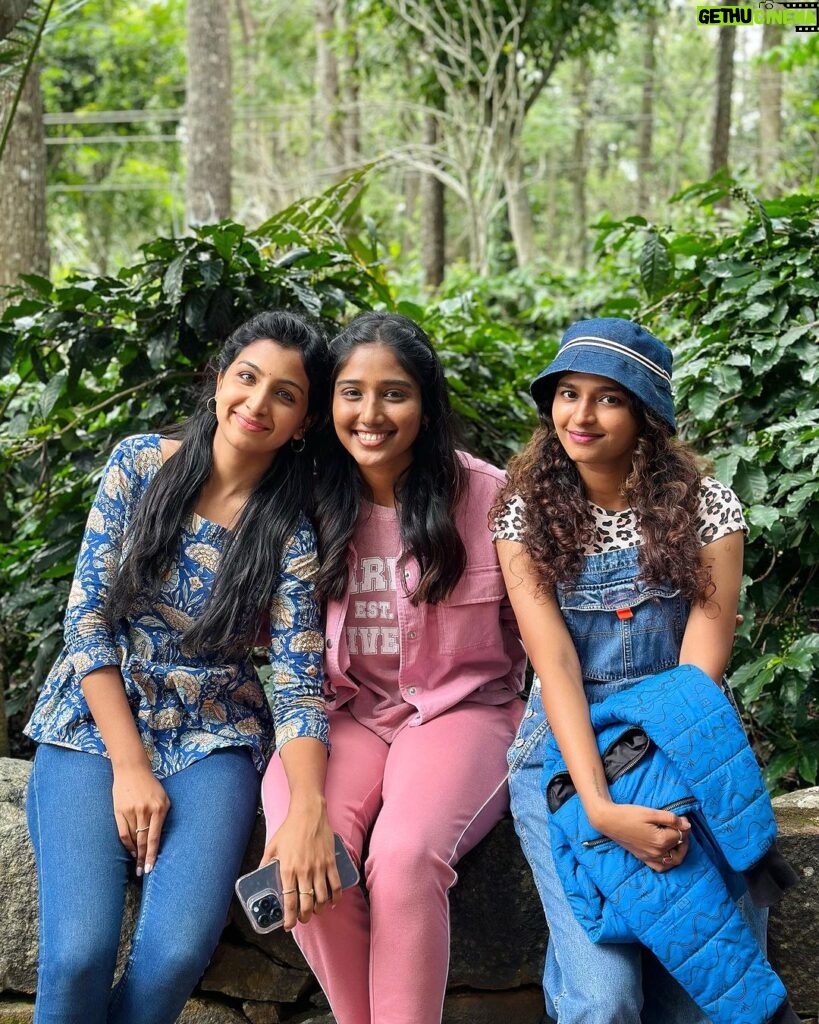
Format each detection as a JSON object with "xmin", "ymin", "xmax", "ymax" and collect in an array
[{"xmin": 261, "ymin": 312, "xmax": 525, "ymax": 1024}]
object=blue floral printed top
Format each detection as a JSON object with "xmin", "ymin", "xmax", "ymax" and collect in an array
[{"xmin": 25, "ymin": 434, "xmax": 328, "ymax": 777}]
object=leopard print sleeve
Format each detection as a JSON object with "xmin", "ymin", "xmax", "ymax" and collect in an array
[
  {"xmin": 493, "ymin": 494, "xmax": 527, "ymax": 542},
  {"xmin": 697, "ymin": 477, "xmax": 747, "ymax": 547}
]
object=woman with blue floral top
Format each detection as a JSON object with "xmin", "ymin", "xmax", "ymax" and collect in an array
[{"xmin": 24, "ymin": 310, "xmax": 336, "ymax": 1024}]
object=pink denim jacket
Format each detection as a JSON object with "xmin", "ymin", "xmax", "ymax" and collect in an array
[{"xmin": 323, "ymin": 452, "xmax": 526, "ymax": 723}]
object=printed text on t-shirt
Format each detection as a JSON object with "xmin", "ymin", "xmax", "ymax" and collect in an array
[{"xmin": 347, "ymin": 556, "xmax": 399, "ymax": 655}]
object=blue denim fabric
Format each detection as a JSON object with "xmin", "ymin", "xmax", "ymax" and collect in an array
[
  {"xmin": 508, "ymin": 547, "xmax": 767, "ymax": 1024},
  {"xmin": 555, "ymin": 548, "xmax": 688, "ymax": 685},
  {"xmin": 26, "ymin": 744, "xmax": 259, "ymax": 1024}
]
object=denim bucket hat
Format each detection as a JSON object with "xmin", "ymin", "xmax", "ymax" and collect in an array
[{"xmin": 530, "ymin": 318, "xmax": 676, "ymax": 433}]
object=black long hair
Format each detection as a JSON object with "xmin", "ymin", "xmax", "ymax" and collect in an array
[
  {"xmin": 105, "ymin": 310, "xmax": 329, "ymax": 657},
  {"xmin": 314, "ymin": 311, "xmax": 467, "ymax": 606},
  {"xmin": 493, "ymin": 401, "xmax": 711, "ymax": 603}
]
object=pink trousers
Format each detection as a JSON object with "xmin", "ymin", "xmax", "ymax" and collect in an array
[{"xmin": 261, "ymin": 699, "xmax": 523, "ymax": 1024}]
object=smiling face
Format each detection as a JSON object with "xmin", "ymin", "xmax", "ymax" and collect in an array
[
  {"xmin": 332, "ymin": 342, "xmax": 424, "ymax": 501},
  {"xmin": 213, "ymin": 338, "xmax": 310, "ymax": 465},
  {"xmin": 551, "ymin": 372, "xmax": 640, "ymax": 483}
]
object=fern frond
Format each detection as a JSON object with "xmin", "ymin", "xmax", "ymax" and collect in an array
[
  {"xmin": 0, "ymin": 0, "xmax": 50, "ymax": 76},
  {"xmin": 0, "ymin": 0, "xmax": 54, "ymax": 164}
]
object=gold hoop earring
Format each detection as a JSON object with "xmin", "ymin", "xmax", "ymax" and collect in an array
[
  {"xmin": 291, "ymin": 436, "xmax": 306, "ymax": 453},
  {"xmin": 206, "ymin": 396, "xmax": 217, "ymax": 415}
]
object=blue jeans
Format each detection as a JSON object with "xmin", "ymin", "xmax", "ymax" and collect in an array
[
  {"xmin": 27, "ymin": 744, "xmax": 259, "ymax": 1024},
  {"xmin": 509, "ymin": 679, "xmax": 768, "ymax": 1024}
]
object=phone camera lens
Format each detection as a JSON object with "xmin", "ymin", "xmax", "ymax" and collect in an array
[
  {"xmin": 258, "ymin": 913, "xmax": 271, "ymax": 927},
  {"xmin": 259, "ymin": 896, "xmax": 273, "ymax": 912},
  {"xmin": 272, "ymin": 906, "xmax": 283, "ymax": 921}
]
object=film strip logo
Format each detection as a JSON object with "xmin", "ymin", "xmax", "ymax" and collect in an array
[{"xmin": 778, "ymin": 1, "xmax": 819, "ymax": 31}]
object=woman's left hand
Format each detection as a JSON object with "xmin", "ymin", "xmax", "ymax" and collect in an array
[
  {"xmin": 592, "ymin": 802, "xmax": 691, "ymax": 872},
  {"xmin": 260, "ymin": 799, "xmax": 341, "ymax": 930}
]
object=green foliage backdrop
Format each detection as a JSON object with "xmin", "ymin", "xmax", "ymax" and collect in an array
[
  {"xmin": 644, "ymin": 185, "xmax": 819, "ymax": 791},
  {"xmin": 592, "ymin": 181, "xmax": 819, "ymax": 790},
  {"xmin": 1, "ymin": 176, "xmax": 817, "ymax": 791}
]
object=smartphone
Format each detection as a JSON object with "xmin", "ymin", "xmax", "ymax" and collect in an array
[
  {"xmin": 235, "ymin": 833, "xmax": 360, "ymax": 934},
  {"xmin": 331, "ymin": 832, "xmax": 361, "ymax": 890}
]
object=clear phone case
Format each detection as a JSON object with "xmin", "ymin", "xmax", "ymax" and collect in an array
[
  {"xmin": 234, "ymin": 833, "xmax": 360, "ymax": 935},
  {"xmin": 234, "ymin": 860, "xmax": 285, "ymax": 933}
]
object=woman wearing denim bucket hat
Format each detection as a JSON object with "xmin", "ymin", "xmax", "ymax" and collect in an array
[{"xmin": 490, "ymin": 318, "xmax": 789, "ymax": 1023}]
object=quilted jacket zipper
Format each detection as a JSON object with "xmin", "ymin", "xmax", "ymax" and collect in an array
[{"xmin": 582, "ymin": 797, "xmax": 696, "ymax": 849}]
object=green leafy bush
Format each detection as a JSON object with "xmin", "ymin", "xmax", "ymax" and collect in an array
[
  {"xmin": 597, "ymin": 182, "xmax": 819, "ymax": 791},
  {"xmin": 421, "ymin": 257, "xmax": 640, "ymax": 464}
]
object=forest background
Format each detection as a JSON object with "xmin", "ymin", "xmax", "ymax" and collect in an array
[{"xmin": 0, "ymin": 0, "xmax": 817, "ymax": 792}]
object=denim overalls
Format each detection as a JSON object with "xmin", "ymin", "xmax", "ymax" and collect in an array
[{"xmin": 507, "ymin": 546, "xmax": 765, "ymax": 1024}]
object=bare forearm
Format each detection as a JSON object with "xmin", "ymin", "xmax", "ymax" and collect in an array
[
  {"xmin": 540, "ymin": 664, "xmax": 613, "ymax": 828},
  {"xmin": 81, "ymin": 666, "xmax": 169, "ymax": 875},
  {"xmin": 678, "ymin": 635, "xmax": 732, "ymax": 684},
  {"xmin": 498, "ymin": 540, "xmax": 616, "ymax": 825},
  {"xmin": 81, "ymin": 666, "xmax": 149, "ymax": 770},
  {"xmin": 263, "ymin": 737, "xmax": 335, "ymax": 926},
  {"xmin": 678, "ymin": 604, "xmax": 736, "ymax": 683},
  {"xmin": 278, "ymin": 736, "xmax": 329, "ymax": 811}
]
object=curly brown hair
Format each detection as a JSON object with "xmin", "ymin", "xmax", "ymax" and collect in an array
[{"xmin": 493, "ymin": 403, "xmax": 713, "ymax": 603}]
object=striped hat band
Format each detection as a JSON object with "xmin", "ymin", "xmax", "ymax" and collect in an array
[{"xmin": 560, "ymin": 336, "xmax": 672, "ymax": 384}]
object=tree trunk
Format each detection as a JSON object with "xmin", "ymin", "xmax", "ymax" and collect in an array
[
  {"xmin": 420, "ymin": 111, "xmax": 445, "ymax": 291},
  {"xmin": 636, "ymin": 14, "xmax": 657, "ymax": 213},
  {"xmin": 403, "ymin": 158, "xmax": 419, "ymax": 261},
  {"xmin": 185, "ymin": 0, "xmax": 231, "ymax": 227},
  {"xmin": 338, "ymin": 0, "xmax": 360, "ymax": 168},
  {"xmin": 544, "ymin": 150, "xmax": 558, "ymax": 261},
  {"xmin": 504, "ymin": 152, "xmax": 537, "ymax": 267},
  {"xmin": 0, "ymin": 0, "xmax": 31, "ymax": 40},
  {"xmin": 315, "ymin": 0, "xmax": 344, "ymax": 178},
  {"xmin": 571, "ymin": 58, "xmax": 590, "ymax": 270},
  {"xmin": 758, "ymin": 22, "xmax": 783, "ymax": 189},
  {"xmin": 710, "ymin": 10, "xmax": 735, "ymax": 177},
  {"xmin": 233, "ymin": 0, "xmax": 270, "ymax": 221},
  {"xmin": 0, "ymin": 65, "xmax": 49, "ymax": 303}
]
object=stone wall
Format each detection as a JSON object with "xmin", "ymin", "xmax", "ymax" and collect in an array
[{"xmin": 1, "ymin": 757, "xmax": 817, "ymax": 1023}]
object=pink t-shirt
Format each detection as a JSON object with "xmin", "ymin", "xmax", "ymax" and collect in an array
[
  {"xmin": 344, "ymin": 502, "xmax": 414, "ymax": 741},
  {"xmin": 324, "ymin": 452, "xmax": 526, "ymax": 728}
]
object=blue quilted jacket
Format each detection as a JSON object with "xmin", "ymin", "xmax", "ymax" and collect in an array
[{"xmin": 542, "ymin": 664, "xmax": 792, "ymax": 1024}]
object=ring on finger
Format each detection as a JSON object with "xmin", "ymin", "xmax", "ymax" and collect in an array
[
  {"xmin": 661, "ymin": 853, "xmax": 673, "ymax": 865},
  {"xmin": 135, "ymin": 826, "xmax": 149, "ymax": 834},
  {"xmin": 675, "ymin": 828, "xmax": 684, "ymax": 847},
  {"xmin": 299, "ymin": 888, "xmax": 315, "ymax": 898},
  {"xmin": 281, "ymin": 888, "xmax": 297, "ymax": 895}
]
